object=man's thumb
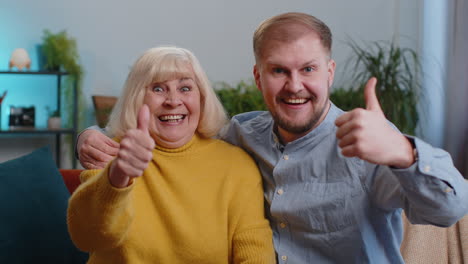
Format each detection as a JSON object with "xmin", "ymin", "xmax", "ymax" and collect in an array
[
  {"xmin": 364, "ymin": 77, "xmax": 382, "ymax": 112},
  {"xmin": 137, "ymin": 104, "xmax": 150, "ymax": 132}
]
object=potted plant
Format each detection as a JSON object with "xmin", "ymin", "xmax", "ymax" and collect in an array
[
  {"xmin": 46, "ymin": 108, "xmax": 61, "ymax": 130},
  {"xmin": 92, "ymin": 95, "xmax": 118, "ymax": 128},
  {"xmin": 40, "ymin": 30, "xmax": 81, "ymax": 73},
  {"xmin": 214, "ymin": 79, "xmax": 267, "ymax": 118},
  {"xmin": 332, "ymin": 40, "xmax": 422, "ymax": 135},
  {"xmin": 39, "ymin": 29, "xmax": 84, "ymax": 130}
]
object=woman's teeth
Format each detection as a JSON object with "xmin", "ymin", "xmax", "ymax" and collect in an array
[{"xmin": 159, "ymin": 115, "xmax": 185, "ymax": 122}]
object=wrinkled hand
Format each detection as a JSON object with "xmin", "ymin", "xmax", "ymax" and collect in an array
[
  {"xmin": 335, "ymin": 77, "xmax": 414, "ymax": 168},
  {"xmin": 109, "ymin": 105, "xmax": 155, "ymax": 188},
  {"xmin": 77, "ymin": 129, "xmax": 120, "ymax": 169}
]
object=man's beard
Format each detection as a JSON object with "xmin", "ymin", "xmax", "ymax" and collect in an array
[{"xmin": 269, "ymin": 99, "xmax": 329, "ymax": 135}]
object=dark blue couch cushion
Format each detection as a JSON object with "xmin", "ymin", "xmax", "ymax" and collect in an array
[{"xmin": 0, "ymin": 146, "xmax": 88, "ymax": 263}]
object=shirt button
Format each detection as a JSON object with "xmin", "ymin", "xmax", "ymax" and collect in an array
[
  {"xmin": 283, "ymin": 155, "xmax": 289, "ymax": 160},
  {"xmin": 277, "ymin": 188, "xmax": 284, "ymax": 195},
  {"xmin": 280, "ymin": 222, "xmax": 286, "ymax": 228},
  {"xmin": 281, "ymin": 255, "xmax": 287, "ymax": 261},
  {"xmin": 423, "ymin": 165, "xmax": 431, "ymax": 173}
]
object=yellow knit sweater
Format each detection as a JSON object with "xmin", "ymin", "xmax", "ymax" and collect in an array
[{"xmin": 67, "ymin": 134, "xmax": 275, "ymax": 263}]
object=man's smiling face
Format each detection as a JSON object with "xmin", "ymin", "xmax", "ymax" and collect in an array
[{"xmin": 254, "ymin": 31, "xmax": 336, "ymax": 143}]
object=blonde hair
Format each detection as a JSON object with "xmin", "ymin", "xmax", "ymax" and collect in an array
[
  {"xmin": 253, "ymin": 12, "xmax": 332, "ymax": 62},
  {"xmin": 107, "ymin": 46, "xmax": 228, "ymax": 138}
]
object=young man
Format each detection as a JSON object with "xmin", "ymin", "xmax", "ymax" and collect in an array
[{"xmin": 77, "ymin": 12, "xmax": 468, "ymax": 263}]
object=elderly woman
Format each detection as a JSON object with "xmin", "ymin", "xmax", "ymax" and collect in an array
[{"xmin": 67, "ymin": 46, "xmax": 275, "ymax": 263}]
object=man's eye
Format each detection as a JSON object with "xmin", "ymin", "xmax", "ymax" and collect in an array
[
  {"xmin": 180, "ymin": 86, "xmax": 191, "ymax": 92},
  {"xmin": 273, "ymin": 68, "xmax": 285, "ymax": 74},
  {"xmin": 304, "ymin": 66, "xmax": 314, "ymax": 72},
  {"xmin": 153, "ymin": 86, "xmax": 164, "ymax": 92}
]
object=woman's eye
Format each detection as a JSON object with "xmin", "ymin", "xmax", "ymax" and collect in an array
[
  {"xmin": 153, "ymin": 86, "xmax": 164, "ymax": 92},
  {"xmin": 180, "ymin": 86, "xmax": 191, "ymax": 92}
]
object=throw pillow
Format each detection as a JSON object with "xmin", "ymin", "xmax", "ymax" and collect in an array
[{"xmin": 0, "ymin": 146, "xmax": 88, "ymax": 263}]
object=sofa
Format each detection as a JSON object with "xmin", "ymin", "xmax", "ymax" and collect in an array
[
  {"xmin": 60, "ymin": 169, "xmax": 468, "ymax": 263},
  {"xmin": 401, "ymin": 210, "xmax": 468, "ymax": 263},
  {"xmin": 0, "ymin": 146, "xmax": 88, "ymax": 263},
  {"xmin": 59, "ymin": 169, "xmax": 83, "ymax": 194},
  {"xmin": 0, "ymin": 146, "xmax": 466, "ymax": 263}
]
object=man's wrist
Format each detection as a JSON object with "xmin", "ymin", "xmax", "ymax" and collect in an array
[
  {"xmin": 390, "ymin": 137, "xmax": 416, "ymax": 169},
  {"xmin": 413, "ymin": 146, "xmax": 419, "ymax": 162}
]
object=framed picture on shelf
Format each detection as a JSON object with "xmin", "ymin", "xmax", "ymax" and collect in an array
[{"xmin": 8, "ymin": 106, "xmax": 35, "ymax": 129}]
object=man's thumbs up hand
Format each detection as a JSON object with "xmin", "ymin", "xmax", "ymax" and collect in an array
[
  {"xmin": 364, "ymin": 77, "xmax": 383, "ymax": 112},
  {"xmin": 335, "ymin": 78, "xmax": 415, "ymax": 168},
  {"xmin": 109, "ymin": 105, "xmax": 156, "ymax": 188}
]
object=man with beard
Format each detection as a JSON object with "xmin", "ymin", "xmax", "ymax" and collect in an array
[{"xmin": 76, "ymin": 12, "xmax": 468, "ymax": 264}]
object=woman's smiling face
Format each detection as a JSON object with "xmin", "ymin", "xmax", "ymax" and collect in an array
[{"xmin": 143, "ymin": 71, "xmax": 201, "ymax": 149}]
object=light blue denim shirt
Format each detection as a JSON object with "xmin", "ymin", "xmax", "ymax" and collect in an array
[{"xmin": 223, "ymin": 102, "xmax": 468, "ymax": 264}]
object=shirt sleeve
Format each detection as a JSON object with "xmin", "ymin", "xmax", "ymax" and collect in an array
[
  {"xmin": 221, "ymin": 112, "xmax": 264, "ymax": 147},
  {"xmin": 74, "ymin": 125, "xmax": 108, "ymax": 159},
  {"xmin": 373, "ymin": 136, "xmax": 468, "ymax": 227},
  {"xmin": 67, "ymin": 164, "xmax": 135, "ymax": 252}
]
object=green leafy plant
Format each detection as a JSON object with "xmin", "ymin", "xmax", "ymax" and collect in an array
[
  {"xmin": 214, "ymin": 79, "xmax": 267, "ymax": 118},
  {"xmin": 332, "ymin": 40, "xmax": 422, "ymax": 135},
  {"xmin": 45, "ymin": 106, "xmax": 60, "ymax": 118},
  {"xmin": 50, "ymin": 110, "xmax": 60, "ymax": 118},
  {"xmin": 40, "ymin": 29, "xmax": 84, "ymax": 130},
  {"xmin": 41, "ymin": 30, "xmax": 82, "ymax": 74},
  {"xmin": 330, "ymin": 87, "xmax": 364, "ymax": 111}
]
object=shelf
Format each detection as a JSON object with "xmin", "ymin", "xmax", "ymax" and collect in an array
[
  {"xmin": 0, "ymin": 71, "xmax": 78, "ymax": 168},
  {"xmin": 0, "ymin": 128, "xmax": 75, "ymax": 134},
  {"xmin": 0, "ymin": 71, "xmax": 69, "ymax": 75}
]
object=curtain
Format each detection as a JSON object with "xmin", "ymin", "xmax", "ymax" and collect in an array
[{"xmin": 444, "ymin": 0, "xmax": 468, "ymax": 177}]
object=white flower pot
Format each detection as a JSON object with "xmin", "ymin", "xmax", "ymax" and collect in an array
[{"xmin": 47, "ymin": 117, "xmax": 61, "ymax": 129}]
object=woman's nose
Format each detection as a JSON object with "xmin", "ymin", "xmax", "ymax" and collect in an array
[{"xmin": 164, "ymin": 92, "xmax": 182, "ymax": 106}]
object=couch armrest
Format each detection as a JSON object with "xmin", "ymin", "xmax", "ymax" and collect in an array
[
  {"xmin": 59, "ymin": 169, "xmax": 83, "ymax": 194},
  {"xmin": 401, "ymin": 211, "xmax": 468, "ymax": 263}
]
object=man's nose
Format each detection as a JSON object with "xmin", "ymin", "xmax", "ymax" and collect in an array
[{"xmin": 284, "ymin": 72, "xmax": 303, "ymax": 93}]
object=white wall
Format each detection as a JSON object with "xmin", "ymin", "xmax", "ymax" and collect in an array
[{"xmin": 0, "ymin": 0, "xmax": 420, "ymax": 167}]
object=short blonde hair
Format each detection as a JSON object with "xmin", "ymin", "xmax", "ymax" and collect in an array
[
  {"xmin": 253, "ymin": 12, "xmax": 332, "ymax": 62},
  {"xmin": 107, "ymin": 46, "xmax": 228, "ymax": 139}
]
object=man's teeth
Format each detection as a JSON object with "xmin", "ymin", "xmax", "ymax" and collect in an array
[
  {"xmin": 159, "ymin": 115, "xmax": 184, "ymax": 121},
  {"xmin": 285, "ymin": 98, "xmax": 307, "ymax": 104}
]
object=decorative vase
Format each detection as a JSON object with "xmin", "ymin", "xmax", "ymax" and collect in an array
[
  {"xmin": 9, "ymin": 48, "xmax": 31, "ymax": 71},
  {"xmin": 47, "ymin": 117, "xmax": 61, "ymax": 129}
]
